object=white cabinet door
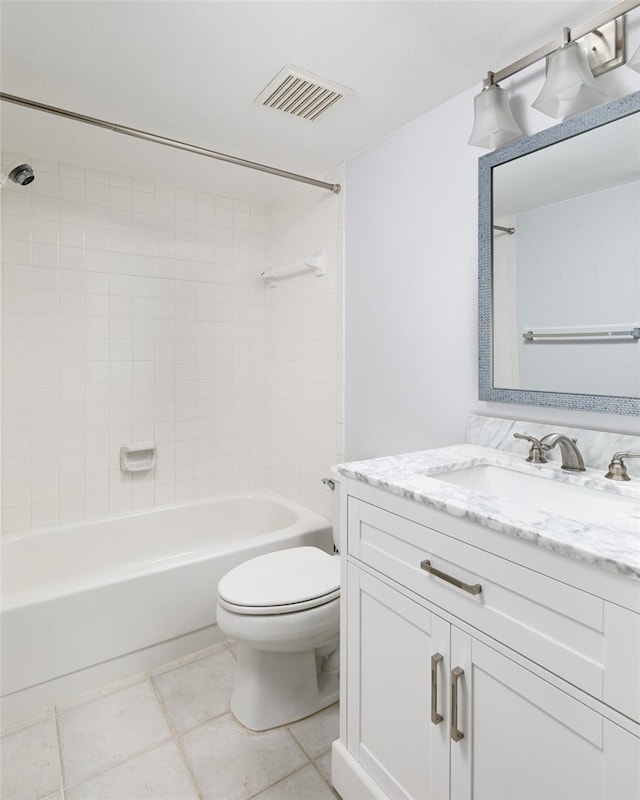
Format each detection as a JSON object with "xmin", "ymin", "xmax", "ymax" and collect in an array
[
  {"xmin": 346, "ymin": 564, "xmax": 450, "ymax": 800},
  {"xmin": 450, "ymin": 628, "xmax": 640, "ymax": 800}
]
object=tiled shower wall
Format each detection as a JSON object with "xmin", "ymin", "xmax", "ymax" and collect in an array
[
  {"xmin": 1, "ymin": 152, "xmax": 268, "ymax": 530},
  {"xmin": 265, "ymin": 169, "xmax": 344, "ymax": 519},
  {"xmin": 1, "ymin": 153, "xmax": 344, "ymax": 531}
]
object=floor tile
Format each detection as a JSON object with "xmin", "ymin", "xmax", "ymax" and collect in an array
[
  {"xmin": 288, "ymin": 703, "xmax": 339, "ymax": 759},
  {"xmin": 251, "ymin": 763, "xmax": 337, "ymax": 800},
  {"xmin": 153, "ymin": 644, "xmax": 235, "ymax": 732},
  {"xmin": 65, "ymin": 741, "xmax": 199, "ymax": 800},
  {"xmin": 314, "ymin": 750, "xmax": 332, "ymax": 784},
  {"xmin": 181, "ymin": 713, "xmax": 307, "ymax": 800},
  {"xmin": 58, "ymin": 679, "xmax": 172, "ymax": 788},
  {"xmin": 151, "ymin": 643, "xmax": 223, "ymax": 677},
  {"xmin": 0, "ymin": 718, "xmax": 61, "ymax": 800},
  {"xmin": 55, "ymin": 671, "xmax": 148, "ymax": 714},
  {"xmin": 1, "ymin": 705, "xmax": 53, "ymax": 737}
]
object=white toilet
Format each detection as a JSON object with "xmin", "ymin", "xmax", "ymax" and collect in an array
[{"xmin": 216, "ymin": 507, "xmax": 341, "ymax": 731}]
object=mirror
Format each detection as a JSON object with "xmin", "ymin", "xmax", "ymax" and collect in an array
[{"xmin": 478, "ymin": 90, "xmax": 640, "ymax": 416}]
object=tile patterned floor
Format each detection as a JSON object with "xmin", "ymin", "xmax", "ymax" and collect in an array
[{"xmin": 1, "ymin": 642, "xmax": 340, "ymax": 800}]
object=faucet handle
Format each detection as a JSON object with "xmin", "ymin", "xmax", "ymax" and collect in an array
[
  {"xmin": 513, "ymin": 433, "xmax": 547, "ymax": 463},
  {"xmin": 605, "ymin": 452, "xmax": 640, "ymax": 481}
]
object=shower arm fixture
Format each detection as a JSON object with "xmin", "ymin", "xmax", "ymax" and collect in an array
[{"xmin": 0, "ymin": 92, "xmax": 341, "ymax": 195}]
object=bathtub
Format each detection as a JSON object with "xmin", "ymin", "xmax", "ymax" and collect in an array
[{"xmin": 1, "ymin": 489, "xmax": 332, "ymax": 718}]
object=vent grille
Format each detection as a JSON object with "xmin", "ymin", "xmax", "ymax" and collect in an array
[{"xmin": 255, "ymin": 65, "xmax": 349, "ymax": 121}]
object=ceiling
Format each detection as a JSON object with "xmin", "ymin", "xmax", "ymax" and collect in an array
[{"xmin": 0, "ymin": 0, "xmax": 610, "ymax": 202}]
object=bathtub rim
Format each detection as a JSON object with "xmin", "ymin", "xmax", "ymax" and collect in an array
[
  {"xmin": 1, "ymin": 488, "xmax": 332, "ymax": 610},
  {"xmin": 1, "ymin": 487, "xmax": 324, "ymax": 544}
]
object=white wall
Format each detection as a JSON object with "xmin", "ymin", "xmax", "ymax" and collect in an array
[
  {"xmin": 1, "ymin": 152, "xmax": 268, "ymax": 531},
  {"xmin": 345, "ymin": 26, "xmax": 640, "ymax": 461},
  {"xmin": 265, "ymin": 168, "xmax": 344, "ymax": 519},
  {"xmin": 345, "ymin": 95, "xmax": 478, "ymax": 459}
]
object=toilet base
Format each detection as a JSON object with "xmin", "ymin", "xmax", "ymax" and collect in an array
[{"xmin": 230, "ymin": 643, "xmax": 339, "ymax": 731}]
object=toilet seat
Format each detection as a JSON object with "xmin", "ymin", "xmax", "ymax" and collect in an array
[{"xmin": 217, "ymin": 546, "xmax": 340, "ymax": 615}]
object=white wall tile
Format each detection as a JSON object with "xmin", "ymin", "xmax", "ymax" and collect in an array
[
  {"xmin": 31, "ymin": 500, "xmax": 59, "ymax": 526},
  {"xmin": 1, "ymin": 152, "xmax": 345, "ymax": 532},
  {"xmin": 264, "ymin": 168, "xmax": 344, "ymax": 518},
  {"xmin": 2, "ymin": 505, "xmax": 32, "ymax": 530},
  {"xmin": 4, "ymin": 239, "xmax": 31, "ymax": 264},
  {"xmin": 3, "ymin": 481, "xmax": 32, "ymax": 508}
]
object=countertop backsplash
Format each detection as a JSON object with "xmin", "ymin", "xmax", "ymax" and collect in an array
[{"xmin": 467, "ymin": 414, "xmax": 640, "ymax": 474}]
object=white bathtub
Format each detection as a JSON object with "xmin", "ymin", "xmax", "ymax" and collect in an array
[{"xmin": 1, "ymin": 489, "xmax": 332, "ymax": 718}]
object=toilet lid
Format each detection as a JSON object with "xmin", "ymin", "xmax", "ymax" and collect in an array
[{"xmin": 217, "ymin": 547, "xmax": 340, "ymax": 614}]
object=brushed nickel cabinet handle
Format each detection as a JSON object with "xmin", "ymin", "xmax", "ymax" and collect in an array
[
  {"xmin": 431, "ymin": 653, "xmax": 443, "ymax": 725},
  {"xmin": 451, "ymin": 666, "xmax": 464, "ymax": 742},
  {"xmin": 420, "ymin": 559, "xmax": 482, "ymax": 596}
]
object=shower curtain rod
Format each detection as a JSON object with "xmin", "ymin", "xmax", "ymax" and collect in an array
[{"xmin": 0, "ymin": 92, "xmax": 342, "ymax": 195}]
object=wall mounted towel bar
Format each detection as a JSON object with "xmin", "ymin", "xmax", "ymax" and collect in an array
[
  {"xmin": 523, "ymin": 327, "xmax": 640, "ymax": 343},
  {"xmin": 261, "ymin": 252, "xmax": 326, "ymax": 286}
]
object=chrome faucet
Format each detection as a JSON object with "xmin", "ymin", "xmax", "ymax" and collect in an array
[
  {"xmin": 513, "ymin": 432, "xmax": 585, "ymax": 471},
  {"xmin": 538, "ymin": 434, "xmax": 585, "ymax": 472}
]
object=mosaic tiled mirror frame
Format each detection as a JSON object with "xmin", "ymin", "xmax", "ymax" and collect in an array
[{"xmin": 478, "ymin": 89, "xmax": 640, "ymax": 416}]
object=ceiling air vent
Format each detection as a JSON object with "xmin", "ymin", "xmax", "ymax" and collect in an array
[{"xmin": 255, "ymin": 65, "xmax": 349, "ymax": 121}]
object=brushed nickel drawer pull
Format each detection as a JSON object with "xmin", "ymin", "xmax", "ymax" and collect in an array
[
  {"xmin": 451, "ymin": 666, "xmax": 464, "ymax": 742},
  {"xmin": 420, "ymin": 559, "xmax": 482, "ymax": 596},
  {"xmin": 431, "ymin": 653, "xmax": 444, "ymax": 725}
]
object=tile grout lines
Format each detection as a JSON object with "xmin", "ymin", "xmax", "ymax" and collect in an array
[
  {"xmin": 4, "ymin": 639, "xmax": 339, "ymax": 800},
  {"xmin": 53, "ymin": 708, "xmax": 65, "ymax": 800},
  {"xmin": 53, "ymin": 669, "xmax": 171, "ymax": 795},
  {"xmin": 148, "ymin": 668, "xmax": 205, "ymax": 800}
]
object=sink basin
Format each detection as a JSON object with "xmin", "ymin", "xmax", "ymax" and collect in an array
[{"xmin": 430, "ymin": 464, "xmax": 639, "ymax": 527}]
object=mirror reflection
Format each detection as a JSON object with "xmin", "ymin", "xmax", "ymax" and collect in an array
[{"xmin": 491, "ymin": 110, "xmax": 640, "ymax": 398}]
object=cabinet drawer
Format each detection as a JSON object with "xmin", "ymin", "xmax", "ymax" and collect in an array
[{"xmin": 348, "ymin": 497, "xmax": 609, "ymax": 707}]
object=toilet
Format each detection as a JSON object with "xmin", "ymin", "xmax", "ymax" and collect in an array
[{"xmin": 216, "ymin": 494, "xmax": 341, "ymax": 731}]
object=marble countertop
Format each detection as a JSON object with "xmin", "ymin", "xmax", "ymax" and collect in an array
[{"xmin": 336, "ymin": 444, "xmax": 640, "ymax": 580}]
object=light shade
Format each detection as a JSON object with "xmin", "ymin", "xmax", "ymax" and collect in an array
[
  {"xmin": 532, "ymin": 41, "xmax": 607, "ymax": 119},
  {"xmin": 629, "ymin": 43, "xmax": 640, "ymax": 73},
  {"xmin": 468, "ymin": 83, "xmax": 524, "ymax": 149}
]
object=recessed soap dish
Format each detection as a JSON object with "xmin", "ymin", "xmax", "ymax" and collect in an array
[{"xmin": 120, "ymin": 442, "xmax": 157, "ymax": 473}]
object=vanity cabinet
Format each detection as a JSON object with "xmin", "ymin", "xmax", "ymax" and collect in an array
[
  {"xmin": 345, "ymin": 566, "xmax": 449, "ymax": 800},
  {"xmin": 450, "ymin": 629, "xmax": 639, "ymax": 800},
  {"xmin": 333, "ymin": 484, "xmax": 640, "ymax": 800}
]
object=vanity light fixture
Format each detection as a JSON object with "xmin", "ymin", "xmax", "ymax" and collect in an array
[
  {"xmin": 468, "ymin": 73, "xmax": 524, "ymax": 148},
  {"xmin": 532, "ymin": 28, "xmax": 608, "ymax": 118},
  {"xmin": 469, "ymin": 0, "xmax": 640, "ymax": 148}
]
